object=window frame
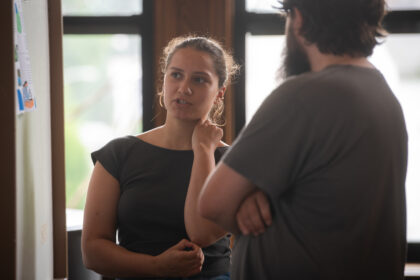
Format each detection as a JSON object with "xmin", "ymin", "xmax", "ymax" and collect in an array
[
  {"xmin": 62, "ymin": 2, "xmax": 155, "ymax": 277},
  {"xmin": 233, "ymin": 0, "xmax": 420, "ymax": 263},
  {"xmin": 62, "ymin": 0, "xmax": 155, "ymax": 132}
]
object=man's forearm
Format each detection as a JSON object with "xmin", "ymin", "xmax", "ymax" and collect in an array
[
  {"xmin": 201, "ymin": 202, "xmax": 241, "ymax": 235},
  {"xmin": 198, "ymin": 163, "xmax": 256, "ymax": 235}
]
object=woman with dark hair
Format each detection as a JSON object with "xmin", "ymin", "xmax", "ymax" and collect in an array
[{"xmin": 81, "ymin": 35, "xmax": 239, "ymax": 280}]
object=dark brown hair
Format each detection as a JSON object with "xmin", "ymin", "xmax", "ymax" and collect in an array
[
  {"xmin": 158, "ymin": 35, "xmax": 240, "ymax": 125},
  {"xmin": 279, "ymin": 0, "xmax": 387, "ymax": 57}
]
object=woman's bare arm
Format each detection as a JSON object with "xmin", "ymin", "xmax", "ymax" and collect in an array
[
  {"xmin": 82, "ymin": 162, "xmax": 203, "ymax": 278},
  {"xmin": 184, "ymin": 121, "xmax": 228, "ymax": 247}
]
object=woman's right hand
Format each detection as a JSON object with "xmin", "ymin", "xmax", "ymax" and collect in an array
[
  {"xmin": 155, "ymin": 239, "xmax": 204, "ymax": 277},
  {"xmin": 192, "ymin": 120, "xmax": 223, "ymax": 153}
]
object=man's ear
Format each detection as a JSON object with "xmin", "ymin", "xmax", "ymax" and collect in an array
[
  {"xmin": 291, "ymin": 7, "xmax": 311, "ymax": 47},
  {"xmin": 292, "ymin": 7, "xmax": 304, "ymax": 34}
]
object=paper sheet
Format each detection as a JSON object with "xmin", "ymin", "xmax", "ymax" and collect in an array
[{"xmin": 14, "ymin": 0, "xmax": 36, "ymax": 114}]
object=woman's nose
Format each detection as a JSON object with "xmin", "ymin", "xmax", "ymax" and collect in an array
[{"xmin": 178, "ymin": 81, "xmax": 192, "ymax": 95}]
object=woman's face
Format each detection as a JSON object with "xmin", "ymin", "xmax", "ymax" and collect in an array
[{"xmin": 163, "ymin": 47, "xmax": 224, "ymax": 123}]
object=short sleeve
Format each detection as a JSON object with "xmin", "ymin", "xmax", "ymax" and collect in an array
[
  {"xmin": 91, "ymin": 137, "xmax": 133, "ymax": 181},
  {"xmin": 222, "ymin": 82, "xmax": 312, "ymax": 199}
]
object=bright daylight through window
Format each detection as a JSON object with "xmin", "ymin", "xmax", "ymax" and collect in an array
[
  {"xmin": 62, "ymin": 0, "xmax": 142, "ymax": 16},
  {"xmin": 63, "ymin": 35, "xmax": 142, "ymax": 211},
  {"xmin": 62, "ymin": 0, "xmax": 143, "ymax": 228}
]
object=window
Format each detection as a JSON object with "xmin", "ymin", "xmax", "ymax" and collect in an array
[
  {"xmin": 245, "ymin": 34, "xmax": 284, "ymax": 122},
  {"xmin": 62, "ymin": 0, "xmax": 142, "ymax": 16},
  {"xmin": 236, "ymin": 0, "xmax": 420, "ymax": 262},
  {"xmin": 246, "ymin": 0, "xmax": 279, "ymax": 13},
  {"xmin": 387, "ymin": 0, "xmax": 420, "ymax": 10},
  {"xmin": 246, "ymin": 0, "xmax": 420, "ymax": 12},
  {"xmin": 63, "ymin": 34, "xmax": 141, "ymax": 209},
  {"xmin": 370, "ymin": 34, "xmax": 420, "ymax": 243},
  {"xmin": 62, "ymin": 0, "xmax": 153, "ymax": 228}
]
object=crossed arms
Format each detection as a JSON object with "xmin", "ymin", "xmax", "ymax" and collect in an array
[{"xmin": 198, "ymin": 162, "xmax": 272, "ymax": 236}]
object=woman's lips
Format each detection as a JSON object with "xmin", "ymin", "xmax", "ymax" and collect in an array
[{"xmin": 175, "ymin": 98, "xmax": 191, "ymax": 105}]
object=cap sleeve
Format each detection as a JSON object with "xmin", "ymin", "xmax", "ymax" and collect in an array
[{"xmin": 91, "ymin": 137, "xmax": 134, "ymax": 181}]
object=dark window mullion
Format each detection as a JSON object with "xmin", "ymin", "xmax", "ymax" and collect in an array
[
  {"xmin": 408, "ymin": 243, "xmax": 420, "ymax": 263},
  {"xmin": 383, "ymin": 10, "xmax": 420, "ymax": 33},
  {"xmin": 63, "ymin": 15, "xmax": 142, "ymax": 34},
  {"xmin": 243, "ymin": 10, "xmax": 420, "ymax": 36},
  {"xmin": 141, "ymin": 0, "xmax": 154, "ymax": 131},
  {"xmin": 234, "ymin": 0, "xmax": 247, "ymax": 136},
  {"xmin": 246, "ymin": 12, "xmax": 285, "ymax": 35}
]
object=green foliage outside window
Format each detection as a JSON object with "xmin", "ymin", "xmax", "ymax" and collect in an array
[{"xmin": 64, "ymin": 35, "xmax": 142, "ymax": 209}]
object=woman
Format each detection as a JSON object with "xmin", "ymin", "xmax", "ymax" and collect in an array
[{"xmin": 82, "ymin": 36, "xmax": 239, "ymax": 280}]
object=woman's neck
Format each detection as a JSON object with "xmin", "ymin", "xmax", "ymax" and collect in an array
[{"xmin": 159, "ymin": 118, "xmax": 199, "ymax": 150}]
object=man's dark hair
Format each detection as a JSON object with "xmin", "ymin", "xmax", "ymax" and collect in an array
[{"xmin": 279, "ymin": 0, "xmax": 387, "ymax": 57}]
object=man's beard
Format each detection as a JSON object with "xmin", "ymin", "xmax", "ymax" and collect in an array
[{"xmin": 279, "ymin": 23, "xmax": 311, "ymax": 79}]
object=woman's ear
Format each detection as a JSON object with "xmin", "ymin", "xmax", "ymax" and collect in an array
[{"xmin": 215, "ymin": 87, "xmax": 226, "ymax": 104}]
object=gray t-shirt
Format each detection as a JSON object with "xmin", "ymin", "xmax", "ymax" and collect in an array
[
  {"xmin": 92, "ymin": 136, "xmax": 231, "ymax": 279},
  {"xmin": 223, "ymin": 65, "xmax": 407, "ymax": 280}
]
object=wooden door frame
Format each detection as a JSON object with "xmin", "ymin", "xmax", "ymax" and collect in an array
[
  {"xmin": 0, "ymin": 0, "xmax": 17, "ymax": 278},
  {"xmin": 48, "ymin": 0, "xmax": 67, "ymax": 278}
]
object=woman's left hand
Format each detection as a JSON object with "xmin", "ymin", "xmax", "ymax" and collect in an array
[{"xmin": 192, "ymin": 120, "xmax": 223, "ymax": 153}]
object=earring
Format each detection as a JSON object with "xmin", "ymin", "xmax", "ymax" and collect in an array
[{"xmin": 159, "ymin": 93, "xmax": 166, "ymax": 108}]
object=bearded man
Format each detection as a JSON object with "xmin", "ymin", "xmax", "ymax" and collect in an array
[{"xmin": 199, "ymin": 0, "xmax": 408, "ymax": 279}]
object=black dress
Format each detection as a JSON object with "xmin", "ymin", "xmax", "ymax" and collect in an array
[{"xmin": 92, "ymin": 136, "xmax": 231, "ymax": 280}]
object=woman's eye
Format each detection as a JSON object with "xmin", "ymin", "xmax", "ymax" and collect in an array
[
  {"xmin": 194, "ymin": 77, "xmax": 206, "ymax": 83},
  {"xmin": 171, "ymin": 72, "xmax": 181, "ymax": 79}
]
